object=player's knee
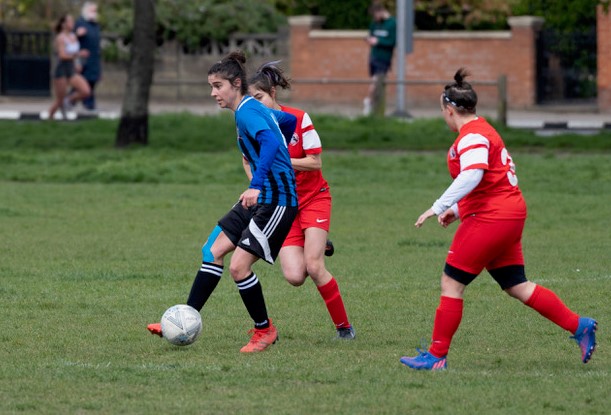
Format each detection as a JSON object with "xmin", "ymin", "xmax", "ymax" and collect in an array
[
  {"xmin": 305, "ymin": 260, "xmax": 325, "ymax": 280},
  {"xmin": 504, "ymin": 281, "xmax": 535, "ymax": 303},
  {"xmin": 283, "ymin": 269, "xmax": 307, "ymax": 286},
  {"xmin": 228, "ymin": 262, "xmax": 251, "ymax": 281}
]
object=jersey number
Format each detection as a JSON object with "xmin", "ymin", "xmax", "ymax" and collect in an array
[{"xmin": 501, "ymin": 148, "xmax": 518, "ymax": 186}]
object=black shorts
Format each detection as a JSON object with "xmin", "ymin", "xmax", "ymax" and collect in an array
[
  {"xmin": 218, "ymin": 202, "xmax": 298, "ymax": 264},
  {"xmin": 369, "ymin": 58, "xmax": 391, "ymax": 77},
  {"xmin": 54, "ymin": 60, "xmax": 75, "ymax": 79},
  {"xmin": 444, "ymin": 263, "xmax": 527, "ymax": 290}
]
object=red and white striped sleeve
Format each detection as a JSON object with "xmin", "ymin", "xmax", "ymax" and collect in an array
[
  {"xmin": 301, "ymin": 112, "xmax": 322, "ymax": 154},
  {"xmin": 457, "ymin": 133, "xmax": 489, "ymax": 171}
]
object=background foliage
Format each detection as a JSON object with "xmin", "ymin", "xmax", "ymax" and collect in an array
[{"xmin": 1, "ymin": 0, "xmax": 606, "ymax": 41}]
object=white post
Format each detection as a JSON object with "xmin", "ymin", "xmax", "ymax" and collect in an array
[{"xmin": 394, "ymin": 0, "xmax": 413, "ymax": 118}]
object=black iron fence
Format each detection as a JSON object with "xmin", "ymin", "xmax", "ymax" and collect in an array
[
  {"xmin": 536, "ymin": 27, "xmax": 597, "ymax": 104},
  {"xmin": 0, "ymin": 28, "xmax": 51, "ymax": 96}
]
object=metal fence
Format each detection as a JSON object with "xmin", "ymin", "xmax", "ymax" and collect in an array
[
  {"xmin": 0, "ymin": 28, "xmax": 51, "ymax": 96},
  {"xmin": 292, "ymin": 75, "xmax": 508, "ymax": 125}
]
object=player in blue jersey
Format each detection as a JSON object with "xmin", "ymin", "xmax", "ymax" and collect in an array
[{"xmin": 148, "ymin": 50, "xmax": 298, "ymax": 353}]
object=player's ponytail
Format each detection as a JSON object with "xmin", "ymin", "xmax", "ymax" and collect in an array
[
  {"xmin": 443, "ymin": 67, "xmax": 477, "ymax": 114},
  {"xmin": 249, "ymin": 61, "xmax": 291, "ymax": 96},
  {"xmin": 208, "ymin": 50, "xmax": 248, "ymax": 95}
]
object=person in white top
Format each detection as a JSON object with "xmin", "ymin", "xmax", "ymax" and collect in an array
[{"xmin": 48, "ymin": 14, "xmax": 90, "ymax": 120}]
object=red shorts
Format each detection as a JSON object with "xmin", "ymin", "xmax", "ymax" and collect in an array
[
  {"xmin": 282, "ymin": 191, "xmax": 331, "ymax": 247},
  {"xmin": 446, "ymin": 215, "xmax": 525, "ymax": 275}
]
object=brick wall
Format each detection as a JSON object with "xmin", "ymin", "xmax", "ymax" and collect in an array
[
  {"xmin": 288, "ymin": 15, "xmax": 544, "ymax": 110},
  {"xmin": 598, "ymin": 6, "xmax": 611, "ymax": 112},
  {"xmin": 95, "ymin": 12, "xmax": 609, "ymax": 112}
]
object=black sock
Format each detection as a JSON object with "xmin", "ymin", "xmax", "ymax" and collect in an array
[
  {"xmin": 186, "ymin": 262, "xmax": 223, "ymax": 311},
  {"xmin": 236, "ymin": 273, "xmax": 270, "ymax": 329}
]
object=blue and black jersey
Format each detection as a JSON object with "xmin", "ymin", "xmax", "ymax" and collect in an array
[{"xmin": 235, "ymin": 96, "xmax": 298, "ymax": 207}]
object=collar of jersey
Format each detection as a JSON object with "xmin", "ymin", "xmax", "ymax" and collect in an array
[{"xmin": 237, "ymin": 96, "xmax": 254, "ymax": 112}]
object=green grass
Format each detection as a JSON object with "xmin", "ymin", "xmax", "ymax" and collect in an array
[
  {"xmin": 1, "ymin": 112, "xmax": 610, "ymax": 153},
  {"xmin": 0, "ymin": 115, "xmax": 610, "ymax": 414}
]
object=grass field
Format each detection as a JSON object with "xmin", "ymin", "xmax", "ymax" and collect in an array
[{"xmin": 1, "ymin": 115, "xmax": 610, "ymax": 414}]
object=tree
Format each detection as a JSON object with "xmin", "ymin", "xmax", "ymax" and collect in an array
[{"xmin": 115, "ymin": 0, "xmax": 156, "ymax": 148}]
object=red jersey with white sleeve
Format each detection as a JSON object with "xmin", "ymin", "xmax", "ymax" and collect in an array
[
  {"xmin": 448, "ymin": 117, "xmax": 527, "ymax": 220},
  {"xmin": 280, "ymin": 105, "xmax": 329, "ymax": 205}
]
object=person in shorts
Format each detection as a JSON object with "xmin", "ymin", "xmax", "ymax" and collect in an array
[
  {"xmin": 47, "ymin": 14, "xmax": 90, "ymax": 120},
  {"xmin": 400, "ymin": 68, "xmax": 597, "ymax": 371},
  {"xmin": 363, "ymin": 2, "xmax": 396, "ymax": 115},
  {"xmin": 248, "ymin": 61, "xmax": 355, "ymax": 340},
  {"xmin": 148, "ymin": 50, "xmax": 298, "ymax": 353}
]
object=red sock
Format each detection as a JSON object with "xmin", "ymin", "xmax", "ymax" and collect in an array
[
  {"xmin": 429, "ymin": 296, "xmax": 464, "ymax": 358},
  {"xmin": 525, "ymin": 285, "xmax": 579, "ymax": 333},
  {"xmin": 317, "ymin": 277, "xmax": 350, "ymax": 329}
]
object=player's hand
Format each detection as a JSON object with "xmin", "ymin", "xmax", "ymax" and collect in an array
[
  {"xmin": 438, "ymin": 209, "xmax": 457, "ymax": 228},
  {"xmin": 415, "ymin": 208, "xmax": 435, "ymax": 228},
  {"xmin": 240, "ymin": 188, "xmax": 260, "ymax": 209}
]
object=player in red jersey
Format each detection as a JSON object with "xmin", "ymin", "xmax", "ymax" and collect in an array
[
  {"xmin": 247, "ymin": 62, "xmax": 355, "ymax": 339},
  {"xmin": 400, "ymin": 68, "xmax": 597, "ymax": 370}
]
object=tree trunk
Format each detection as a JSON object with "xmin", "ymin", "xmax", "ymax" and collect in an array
[{"xmin": 115, "ymin": 0, "xmax": 156, "ymax": 148}]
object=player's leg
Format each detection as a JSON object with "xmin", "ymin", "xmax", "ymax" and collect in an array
[
  {"xmin": 185, "ymin": 202, "xmax": 253, "ymax": 312},
  {"xmin": 279, "ymin": 245, "xmax": 307, "ymax": 286},
  {"xmin": 503, "ymin": 278, "xmax": 596, "ymax": 363},
  {"xmin": 402, "ymin": 217, "xmax": 485, "ymax": 370},
  {"xmin": 148, "ymin": 203, "xmax": 249, "ymax": 337},
  {"xmin": 297, "ymin": 194, "xmax": 354, "ymax": 338},
  {"xmin": 303, "ymin": 227, "xmax": 354, "ymax": 339},
  {"xmin": 186, "ymin": 226, "xmax": 234, "ymax": 311},
  {"xmin": 278, "ymin": 214, "xmax": 308, "ymax": 287},
  {"xmin": 233, "ymin": 204, "xmax": 297, "ymax": 352},
  {"xmin": 147, "ymin": 225, "xmax": 235, "ymax": 337},
  {"xmin": 489, "ymin": 218, "xmax": 597, "ymax": 363},
  {"xmin": 400, "ymin": 272, "xmax": 465, "ymax": 371}
]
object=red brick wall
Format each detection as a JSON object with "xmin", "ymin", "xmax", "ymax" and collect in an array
[
  {"xmin": 598, "ymin": 6, "xmax": 611, "ymax": 112},
  {"xmin": 288, "ymin": 16, "xmax": 544, "ymax": 110}
]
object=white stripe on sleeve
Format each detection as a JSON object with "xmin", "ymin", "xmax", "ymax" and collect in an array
[{"xmin": 431, "ymin": 169, "xmax": 484, "ymax": 215}]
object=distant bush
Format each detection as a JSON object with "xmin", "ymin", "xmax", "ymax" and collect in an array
[{"xmin": 101, "ymin": 0, "xmax": 286, "ymax": 52}]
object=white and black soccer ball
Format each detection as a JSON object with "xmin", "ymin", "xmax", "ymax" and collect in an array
[{"xmin": 160, "ymin": 304, "xmax": 202, "ymax": 346}]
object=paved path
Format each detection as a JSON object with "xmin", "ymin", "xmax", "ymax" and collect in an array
[{"xmin": 1, "ymin": 96, "xmax": 610, "ymax": 131}]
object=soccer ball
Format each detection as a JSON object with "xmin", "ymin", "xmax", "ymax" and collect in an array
[{"xmin": 160, "ymin": 304, "xmax": 202, "ymax": 346}]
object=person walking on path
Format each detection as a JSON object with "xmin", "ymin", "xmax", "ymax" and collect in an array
[
  {"xmin": 75, "ymin": 1, "xmax": 102, "ymax": 111},
  {"xmin": 47, "ymin": 14, "xmax": 90, "ymax": 119}
]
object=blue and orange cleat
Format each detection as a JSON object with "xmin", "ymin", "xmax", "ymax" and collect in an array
[
  {"xmin": 571, "ymin": 317, "xmax": 597, "ymax": 363},
  {"xmin": 400, "ymin": 348, "xmax": 447, "ymax": 371}
]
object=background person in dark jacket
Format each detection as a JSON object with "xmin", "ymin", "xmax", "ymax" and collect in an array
[
  {"xmin": 75, "ymin": 1, "xmax": 101, "ymax": 111},
  {"xmin": 364, "ymin": 2, "xmax": 396, "ymax": 115}
]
